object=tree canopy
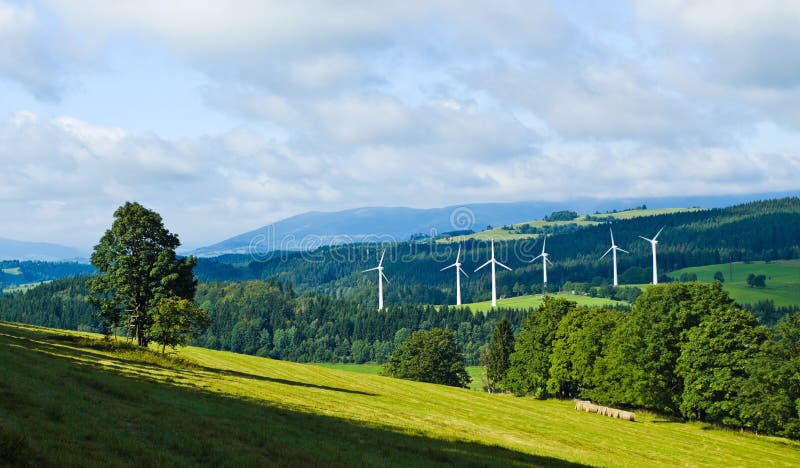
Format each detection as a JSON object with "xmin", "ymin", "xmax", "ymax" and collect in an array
[
  {"xmin": 382, "ymin": 328, "xmax": 471, "ymax": 388},
  {"xmin": 87, "ymin": 202, "xmax": 199, "ymax": 346}
]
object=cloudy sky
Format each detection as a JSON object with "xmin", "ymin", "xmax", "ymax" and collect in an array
[{"xmin": 1, "ymin": 0, "xmax": 799, "ymax": 250}]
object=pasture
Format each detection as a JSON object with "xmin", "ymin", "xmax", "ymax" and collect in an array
[
  {"xmin": 670, "ymin": 260, "xmax": 800, "ymax": 307},
  {"xmin": 462, "ymin": 292, "xmax": 627, "ymax": 314},
  {"xmin": 3, "ymin": 321, "xmax": 797, "ymax": 466}
]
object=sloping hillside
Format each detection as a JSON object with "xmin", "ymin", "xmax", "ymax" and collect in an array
[{"xmin": 2, "ymin": 321, "xmax": 798, "ymax": 466}]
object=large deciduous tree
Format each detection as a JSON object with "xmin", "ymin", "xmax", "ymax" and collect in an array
[
  {"xmin": 503, "ymin": 296, "xmax": 575, "ymax": 398},
  {"xmin": 381, "ymin": 328, "xmax": 471, "ymax": 388},
  {"xmin": 87, "ymin": 202, "xmax": 198, "ymax": 346}
]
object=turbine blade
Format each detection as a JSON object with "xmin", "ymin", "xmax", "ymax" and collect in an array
[
  {"xmin": 440, "ymin": 263, "xmax": 456, "ymax": 272},
  {"xmin": 475, "ymin": 259, "xmax": 492, "ymax": 272},
  {"xmin": 653, "ymin": 227, "xmax": 665, "ymax": 241},
  {"xmin": 639, "ymin": 236, "xmax": 653, "ymax": 243},
  {"xmin": 610, "ymin": 228, "xmax": 615, "ymax": 245},
  {"xmin": 456, "ymin": 245, "xmax": 461, "ymax": 263},
  {"xmin": 496, "ymin": 260, "xmax": 512, "ymax": 271},
  {"xmin": 381, "ymin": 272, "xmax": 390, "ymax": 284},
  {"xmin": 529, "ymin": 254, "xmax": 544, "ymax": 262},
  {"xmin": 542, "ymin": 234, "xmax": 547, "ymax": 254},
  {"xmin": 617, "ymin": 247, "xmax": 630, "ymax": 254},
  {"xmin": 459, "ymin": 267, "xmax": 469, "ymax": 278},
  {"xmin": 362, "ymin": 267, "xmax": 379, "ymax": 273},
  {"xmin": 378, "ymin": 249, "xmax": 386, "ymax": 266},
  {"xmin": 546, "ymin": 258, "xmax": 553, "ymax": 265},
  {"xmin": 600, "ymin": 247, "xmax": 613, "ymax": 260}
]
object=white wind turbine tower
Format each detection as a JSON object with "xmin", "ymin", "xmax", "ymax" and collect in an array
[
  {"xmin": 640, "ymin": 227, "xmax": 665, "ymax": 285},
  {"xmin": 441, "ymin": 245, "xmax": 469, "ymax": 305},
  {"xmin": 600, "ymin": 228, "xmax": 629, "ymax": 287},
  {"xmin": 363, "ymin": 249, "xmax": 389, "ymax": 310},
  {"xmin": 475, "ymin": 239, "xmax": 512, "ymax": 307},
  {"xmin": 529, "ymin": 234, "xmax": 553, "ymax": 286}
]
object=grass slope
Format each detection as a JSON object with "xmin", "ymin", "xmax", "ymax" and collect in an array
[
  {"xmin": 463, "ymin": 293, "xmax": 626, "ymax": 314},
  {"xmin": 314, "ymin": 363, "xmax": 487, "ymax": 392},
  {"xmin": 2, "ymin": 321, "xmax": 799, "ymax": 466},
  {"xmin": 445, "ymin": 208, "xmax": 698, "ymax": 242},
  {"xmin": 670, "ymin": 260, "xmax": 800, "ymax": 307}
]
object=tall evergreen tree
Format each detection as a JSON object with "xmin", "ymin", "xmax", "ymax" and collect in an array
[
  {"xmin": 484, "ymin": 317, "xmax": 515, "ymax": 392},
  {"xmin": 87, "ymin": 202, "xmax": 198, "ymax": 346}
]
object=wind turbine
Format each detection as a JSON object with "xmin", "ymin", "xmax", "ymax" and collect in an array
[
  {"xmin": 529, "ymin": 234, "xmax": 553, "ymax": 286},
  {"xmin": 363, "ymin": 250, "xmax": 389, "ymax": 310},
  {"xmin": 475, "ymin": 239, "xmax": 512, "ymax": 307},
  {"xmin": 639, "ymin": 227, "xmax": 665, "ymax": 285},
  {"xmin": 600, "ymin": 228, "xmax": 628, "ymax": 287},
  {"xmin": 441, "ymin": 245, "xmax": 469, "ymax": 305}
]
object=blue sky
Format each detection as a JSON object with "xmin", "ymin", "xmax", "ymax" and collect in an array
[{"xmin": 1, "ymin": 0, "xmax": 799, "ymax": 250}]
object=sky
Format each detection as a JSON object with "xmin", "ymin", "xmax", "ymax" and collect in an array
[{"xmin": 1, "ymin": 0, "xmax": 799, "ymax": 250}]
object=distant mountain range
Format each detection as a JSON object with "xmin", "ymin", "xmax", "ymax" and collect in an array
[
  {"xmin": 0, "ymin": 237, "xmax": 86, "ymax": 262},
  {"xmin": 189, "ymin": 191, "xmax": 800, "ymax": 257}
]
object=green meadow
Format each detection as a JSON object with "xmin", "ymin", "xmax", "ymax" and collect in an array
[
  {"xmin": 314, "ymin": 363, "xmax": 487, "ymax": 392},
  {"xmin": 444, "ymin": 208, "xmax": 698, "ymax": 242},
  {"xmin": 462, "ymin": 292, "xmax": 626, "ymax": 314},
  {"xmin": 3, "ymin": 321, "xmax": 797, "ymax": 466},
  {"xmin": 670, "ymin": 260, "xmax": 800, "ymax": 307}
]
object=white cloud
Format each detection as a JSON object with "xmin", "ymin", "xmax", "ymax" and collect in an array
[
  {"xmin": 0, "ymin": 2, "xmax": 64, "ymax": 100},
  {"xmin": 1, "ymin": 2, "xmax": 799, "ymax": 249},
  {"xmin": 2, "ymin": 112, "xmax": 798, "ymax": 250}
]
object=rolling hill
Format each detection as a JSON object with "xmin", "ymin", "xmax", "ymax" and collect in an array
[
  {"xmin": 188, "ymin": 192, "xmax": 797, "ymax": 257},
  {"xmin": 2, "ymin": 321, "xmax": 798, "ymax": 466},
  {"xmin": 193, "ymin": 197, "xmax": 800, "ymax": 307},
  {"xmin": 670, "ymin": 260, "xmax": 800, "ymax": 308},
  {"xmin": 0, "ymin": 236, "xmax": 86, "ymax": 262}
]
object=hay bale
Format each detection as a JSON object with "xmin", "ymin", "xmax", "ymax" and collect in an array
[{"xmin": 619, "ymin": 411, "xmax": 635, "ymax": 421}]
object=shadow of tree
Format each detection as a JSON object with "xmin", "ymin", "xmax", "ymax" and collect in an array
[{"xmin": 1, "ymin": 322, "xmax": 587, "ymax": 467}]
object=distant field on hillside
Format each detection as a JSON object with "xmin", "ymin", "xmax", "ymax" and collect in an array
[
  {"xmin": 444, "ymin": 207, "xmax": 699, "ymax": 242},
  {"xmin": 1, "ymin": 267, "xmax": 22, "ymax": 275},
  {"xmin": 462, "ymin": 292, "xmax": 627, "ymax": 314},
  {"xmin": 2, "ymin": 321, "xmax": 798, "ymax": 466},
  {"xmin": 670, "ymin": 260, "xmax": 800, "ymax": 307},
  {"xmin": 1, "ymin": 281, "xmax": 44, "ymax": 295}
]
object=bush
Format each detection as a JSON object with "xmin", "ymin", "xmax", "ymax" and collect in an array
[{"xmin": 381, "ymin": 328, "xmax": 470, "ymax": 388}]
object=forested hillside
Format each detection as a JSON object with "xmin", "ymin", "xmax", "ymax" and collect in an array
[
  {"xmin": 0, "ymin": 277, "xmax": 527, "ymax": 365},
  {"xmin": 0, "ymin": 261, "xmax": 94, "ymax": 294},
  {"xmin": 194, "ymin": 198, "xmax": 800, "ymax": 305}
]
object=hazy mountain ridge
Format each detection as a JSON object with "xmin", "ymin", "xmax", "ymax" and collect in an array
[
  {"xmin": 0, "ymin": 237, "xmax": 86, "ymax": 262},
  {"xmin": 189, "ymin": 191, "xmax": 800, "ymax": 257}
]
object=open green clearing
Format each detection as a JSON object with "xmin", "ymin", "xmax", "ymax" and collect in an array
[
  {"xmin": 3, "ymin": 321, "xmax": 797, "ymax": 466},
  {"xmin": 313, "ymin": 363, "xmax": 487, "ymax": 392},
  {"xmin": 670, "ymin": 260, "xmax": 800, "ymax": 307},
  {"xmin": 444, "ymin": 208, "xmax": 699, "ymax": 242},
  {"xmin": 1, "ymin": 267, "xmax": 22, "ymax": 275},
  {"xmin": 463, "ymin": 293, "xmax": 627, "ymax": 314},
  {"xmin": 1, "ymin": 282, "xmax": 42, "ymax": 295}
]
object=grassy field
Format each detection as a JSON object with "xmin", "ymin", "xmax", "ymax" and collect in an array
[
  {"xmin": 462, "ymin": 292, "xmax": 627, "ymax": 314},
  {"xmin": 670, "ymin": 260, "xmax": 800, "ymax": 307},
  {"xmin": 314, "ymin": 363, "xmax": 487, "ymax": 392},
  {"xmin": 444, "ymin": 208, "xmax": 699, "ymax": 242},
  {"xmin": 1, "ymin": 281, "xmax": 45, "ymax": 295},
  {"xmin": 4, "ymin": 322, "xmax": 797, "ymax": 466},
  {"xmin": 1, "ymin": 267, "xmax": 22, "ymax": 275}
]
